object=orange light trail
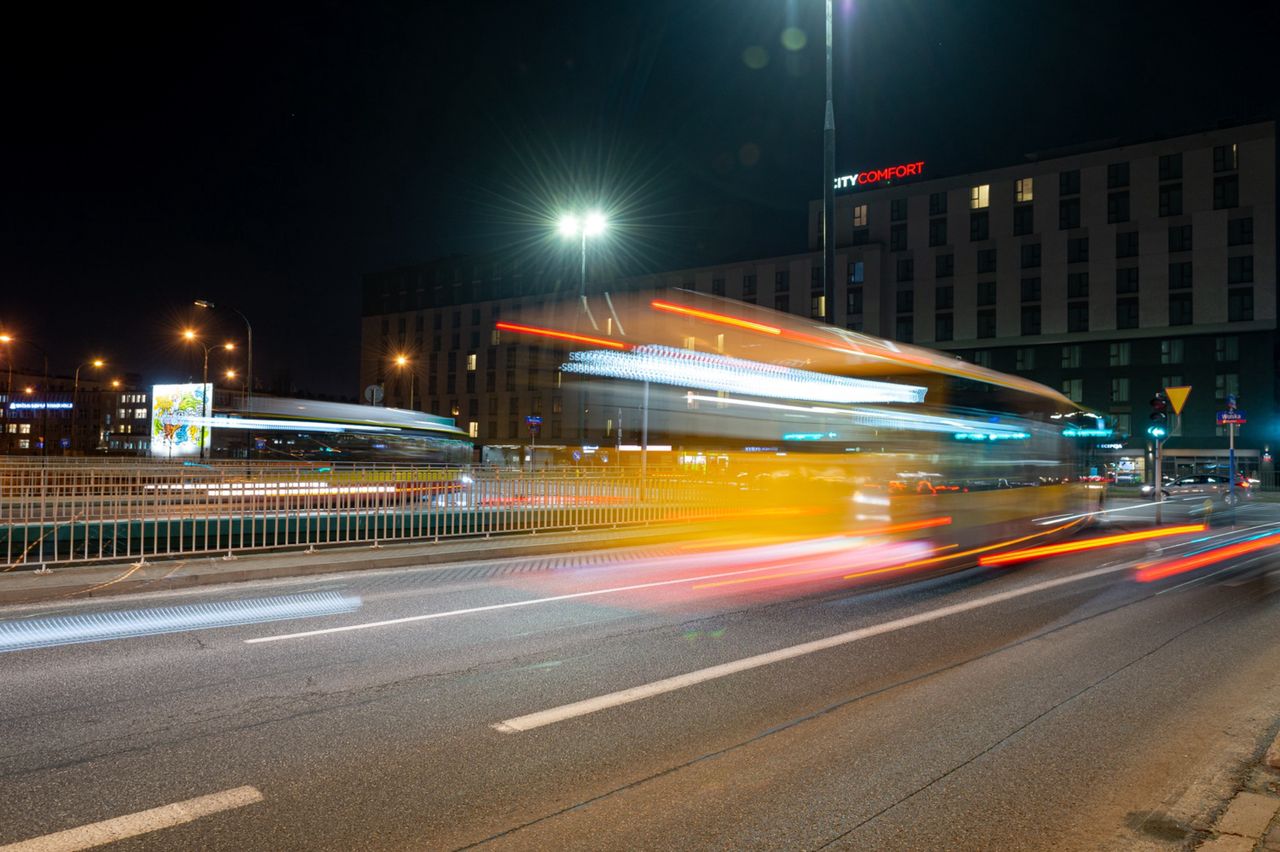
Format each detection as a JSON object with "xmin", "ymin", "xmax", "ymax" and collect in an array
[
  {"xmin": 856, "ymin": 516, "xmax": 952, "ymax": 536},
  {"xmin": 649, "ymin": 300, "xmax": 782, "ymax": 335},
  {"xmin": 494, "ymin": 322, "xmax": 630, "ymax": 351},
  {"xmin": 848, "ymin": 519, "xmax": 1084, "ymax": 579},
  {"xmin": 978, "ymin": 524, "xmax": 1206, "ymax": 567},
  {"xmin": 1135, "ymin": 531, "xmax": 1280, "ymax": 583}
]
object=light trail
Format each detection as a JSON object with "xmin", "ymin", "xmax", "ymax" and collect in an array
[
  {"xmin": 1136, "ymin": 528, "xmax": 1280, "ymax": 583},
  {"xmin": 494, "ymin": 321, "xmax": 630, "ymax": 350},
  {"xmin": 979, "ymin": 524, "xmax": 1206, "ymax": 567},
  {"xmin": 844, "ymin": 519, "xmax": 1083, "ymax": 579}
]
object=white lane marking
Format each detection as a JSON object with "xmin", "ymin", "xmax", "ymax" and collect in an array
[
  {"xmin": 244, "ymin": 551, "xmax": 877, "ymax": 644},
  {"xmin": 493, "ymin": 561, "xmax": 1132, "ymax": 733},
  {"xmin": 0, "ymin": 786, "xmax": 263, "ymax": 852}
]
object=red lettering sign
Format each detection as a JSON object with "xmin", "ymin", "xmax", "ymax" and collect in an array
[{"xmin": 834, "ymin": 161, "xmax": 926, "ymax": 191}]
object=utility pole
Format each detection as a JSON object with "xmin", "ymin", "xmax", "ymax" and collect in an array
[{"xmin": 822, "ymin": 0, "xmax": 836, "ymax": 326}]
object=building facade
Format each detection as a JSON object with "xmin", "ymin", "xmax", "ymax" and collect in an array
[
  {"xmin": 360, "ymin": 121, "xmax": 1276, "ymax": 476},
  {"xmin": 1, "ymin": 371, "xmax": 150, "ymax": 455}
]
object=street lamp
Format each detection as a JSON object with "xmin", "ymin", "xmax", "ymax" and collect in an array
[
  {"xmin": 392, "ymin": 353, "xmax": 415, "ymax": 410},
  {"xmin": 71, "ymin": 357, "xmax": 106, "ymax": 455},
  {"xmin": 194, "ymin": 300, "xmax": 253, "ymax": 412},
  {"xmin": 821, "ymin": 0, "xmax": 835, "ymax": 325},
  {"xmin": 182, "ymin": 330, "xmax": 235, "ymax": 460},
  {"xmin": 557, "ymin": 210, "xmax": 608, "ymax": 299}
]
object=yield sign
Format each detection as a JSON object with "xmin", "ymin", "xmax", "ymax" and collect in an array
[{"xmin": 1164, "ymin": 385, "xmax": 1192, "ymax": 416}]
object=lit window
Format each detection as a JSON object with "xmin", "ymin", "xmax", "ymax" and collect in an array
[
  {"xmin": 1061, "ymin": 378, "xmax": 1083, "ymax": 403},
  {"xmin": 1015, "ymin": 178, "xmax": 1033, "ymax": 203},
  {"xmin": 970, "ymin": 184, "xmax": 990, "ymax": 209},
  {"xmin": 468, "ymin": 421, "xmax": 479, "ymax": 438},
  {"xmin": 466, "ymin": 353, "xmax": 477, "ymax": 371},
  {"xmin": 852, "ymin": 204, "xmax": 868, "ymax": 227}
]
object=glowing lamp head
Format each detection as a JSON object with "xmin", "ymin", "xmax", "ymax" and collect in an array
[
  {"xmin": 583, "ymin": 210, "xmax": 607, "ymax": 236},
  {"xmin": 558, "ymin": 214, "xmax": 580, "ymax": 237},
  {"xmin": 394, "ymin": 355, "xmax": 409, "ymax": 367},
  {"xmin": 223, "ymin": 342, "xmax": 235, "ymax": 351},
  {"xmin": 23, "ymin": 386, "xmax": 34, "ymax": 395},
  {"xmin": 0, "ymin": 334, "xmax": 12, "ymax": 344},
  {"xmin": 92, "ymin": 359, "xmax": 105, "ymax": 368},
  {"xmin": 111, "ymin": 380, "xmax": 122, "ymax": 389},
  {"xmin": 182, "ymin": 329, "xmax": 196, "ymax": 341}
]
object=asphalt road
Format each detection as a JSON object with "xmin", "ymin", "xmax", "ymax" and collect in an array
[{"xmin": 2, "ymin": 499, "xmax": 1280, "ymax": 851}]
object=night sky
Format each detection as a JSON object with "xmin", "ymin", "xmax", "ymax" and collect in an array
[{"xmin": 3, "ymin": 0, "xmax": 1275, "ymax": 395}]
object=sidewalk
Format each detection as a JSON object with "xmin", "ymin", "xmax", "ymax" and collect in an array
[
  {"xmin": 1196, "ymin": 730, "xmax": 1280, "ymax": 850},
  {"xmin": 0, "ymin": 524, "xmax": 692, "ymax": 606}
]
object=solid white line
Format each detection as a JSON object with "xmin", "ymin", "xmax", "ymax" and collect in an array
[
  {"xmin": 493, "ymin": 561, "xmax": 1132, "ymax": 733},
  {"xmin": 0, "ymin": 786, "xmax": 263, "ymax": 852},
  {"xmin": 244, "ymin": 549, "xmax": 879, "ymax": 644}
]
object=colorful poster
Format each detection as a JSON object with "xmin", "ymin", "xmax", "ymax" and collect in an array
[{"xmin": 150, "ymin": 383, "xmax": 211, "ymax": 457}]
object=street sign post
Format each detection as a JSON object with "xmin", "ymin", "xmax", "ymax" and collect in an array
[{"xmin": 1217, "ymin": 395, "xmax": 1244, "ymax": 505}]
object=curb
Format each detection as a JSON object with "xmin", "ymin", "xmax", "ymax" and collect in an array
[
  {"xmin": 1196, "ymin": 729, "xmax": 1280, "ymax": 851},
  {"xmin": 0, "ymin": 525, "xmax": 691, "ymax": 606}
]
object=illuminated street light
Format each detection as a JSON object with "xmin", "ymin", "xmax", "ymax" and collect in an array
[
  {"xmin": 72, "ymin": 357, "xmax": 107, "ymax": 454},
  {"xmin": 391, "ymin": 353, "xmax": 415, "ymax": 410},
  {"xmin": 182, "ymin": 332, "xmax": 235, "ymax": 460},
  {"xmin": 556, "ymin": 209, "xmax": 608, "ymax": 299}
]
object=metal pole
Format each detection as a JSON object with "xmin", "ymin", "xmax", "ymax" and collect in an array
[
  {"xmin": 640, "ymin": 380, "xmax": 649, "ymax": 502},
  {"xmin": 201, "ymin": 346, "xmax": 209, "ymax": 461},
  {"xmin": 1154, "ymin": 439, "xmax": 1162, "ymax": 525},
  {"xmin": 1228, "ymin": 422, "xmax": 1236, "ymax": 505},
  {"xmin": 72, "ymin": 365, "xmax": 82, "ymax": 456},
  {"xmin": 822, "ymin": 0, "xmax": 836, "ymax": 326},
  {"xmin": 40, "ymin": 354, "xmax": 48, "ymax": 459}
]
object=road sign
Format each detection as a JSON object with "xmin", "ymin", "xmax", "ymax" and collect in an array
[
  {"xmin": 363, "ymin": 384, "xmax": 384, "ymax": 405},
  {"xmin": 1217, "ymin": 410, "xmax": 1246, "ymax": 425},
  {"xmin": 1164, "ymin": 385, "xmax": 1192, "ymax": 416}
]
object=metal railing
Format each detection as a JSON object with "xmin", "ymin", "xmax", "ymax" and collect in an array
[{"xmin": 0, "ymin": 461, "xmax": 722, "ymax": 570}]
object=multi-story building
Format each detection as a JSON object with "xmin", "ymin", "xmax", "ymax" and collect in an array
[
  {"xmin": 0, "ymin": 371, "xmax": 150, "ymax": 455},
  {"xmin": 360, "ymin": 120, "xmax": 1275, "ymax": 478}
]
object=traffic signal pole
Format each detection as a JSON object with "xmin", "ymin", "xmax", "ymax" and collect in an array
[{"xmin": 1154, "ymin": 437, "xmax": 1163, "ymax": 525}]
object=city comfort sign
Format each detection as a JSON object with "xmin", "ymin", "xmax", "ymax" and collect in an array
[{"xmin": 834, "ymin": 160, "xmax": 925, "ymax": 191}]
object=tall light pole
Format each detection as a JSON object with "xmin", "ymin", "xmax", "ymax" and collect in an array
[
  {"xmin": 183, "ymin": 330, "xmax": 234, "ymax": 460},
  {"xmin": 822, "ymin": 0, "xmax": 836, "ymax": 326},
  {"xmin": 194, "ymin": 301, "xmax": 252, "ymax": 411},
  {"xmin": 392, "ymin": 354, "xmax": 415, "ymax": 410},
  {"xmin": 72, "ymin": 358, "xmax": 105, "ymax": 455},
  {"xmin": 558, "ymin": 210, "xmax": 607, "ymax": 302}
]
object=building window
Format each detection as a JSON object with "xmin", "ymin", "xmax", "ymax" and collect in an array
[
  {"xmin": 1228, "ymin": 217, "xmax": 1253, "ymax": 246},
  {"xmin": 977, "ymin": 281, "xmax": 997, "ymax": 306},
  {"xmin": 896, "ymin": 289, "xmax": 914, "ymax": 313},
  {"xmin": 1107, "ymin": 162, "xmax": 1130, "ymax": 188},
  {"xmin": 1109, "ymin": 341, "xmax": 1131, "ymax": 366},
  {"xmin": 1169, "ymin": 292, "xmax": 1193, "ymax": 325},
  {"xmin": 1116, "ymin": 230, "xmax": 1139, "ymax": 258},
  {"xmin": 742, "ymin": 274, "xmax": 757, "ymax": 298},
  {"xmin": 1013, "ymin": 205, "xmax": 1033, "ymax": 236},
  {"xmin": 1062, "ymin": 378, "xmax": 1083, "ymax": 403},
  {"xmin": 466, "ymin": 353, "xmax": 477, "ymax": 371},
  {"xmin": 977, "ymin": 309, "xmax": 997, "ymax": 338},
  {"xmin": 894, "ymin": 316, "xmax": 914, "ymax": 343},
  {"xmin": 935, "ymin": 313, "xmax": 953, "ymax": 342},
  {"xmin": 1059, "ymin": 197, "xmax": 1081, "ymax": 230},
  {"xmin": 1016, "ymin": 347, "xmax": 1035, "ymax": 370},
  {"xmin": 976, "ymin": 249, "xmax": 997, "ymax": 274},
  {"xmin": 1116, "ymin": 267, "xmax": 1139, "ymax": 294},
  {"xmin": 1228, "ymin": 255, "xmax": 1253, "ymax": 284},
  {"xmin": 970, "ymin": 184, "xmax": 990, "ymax": 209},
  {"xmin": 1215, "ymin": 336, "xmax": 1238, "ymax": 361},
  {"xmin": 935, "ymin": 253, "xmax": 954, "ymax": 278},
  {"xmin": 810, "ymin": 294, "xmax": 826, "ymax": 319},
  {"xmin": 1061, "ymin": 344, "xmax": 1082, "ymax": 369},
  {"xmin": 810, "ymin": 265, "xmax": 823, "ymax": 292},
  {"xmin": 929, "ymin": 192, "xmax": 947, "ymax": 216},
  {"xmin": 853, "ymin": 204, "xmax": 868, "ymax": 227},
  {"xmin": 1161, "ymin": 339, "xmax": 1184, "ymax": 364},
  {"xmin": 1058, "ymin": 169, "xmax": 1080, "ymax": 195},
  {"xmin": 1020, "ymin": 243, "xmax": 1041, "ymax": 269},
  {"xmin": 1068, "ymin": 237, "xmax": 1089, "ymax": 263},
  {"xmin": 1111, "ymin": 377, "xmax": 1130, "ymax": 404},
  {"xmin": 711, "ymin": 277, "xmax": 725, "ymax": 296},
  {"xmin": 972, "ymin": 350, "xmax": 992, "ymax": 368},
  {"xmin": 890, "ymin": 224, "xmax": 908, "ymax": 251},
  {"xmin": 1213, "ymin": 175, "xmax": 1240, "ymax": 210},
  {"xmin": 1215, "ymin": 373, "xmax": 1240, "ymax": 401},
  {"xmin": 851, "ymin": 228, "xmax": 870, "ymax": 246},
  {"xmin": 1117, "ymin": 297, "xmax": 1139, "ymax": 329},
  {"xmin": 896, "ymin": 258, "xmax": 914, "ymax": 282},
  {"xmin": 936, "ymin": 285, "xmax": 954, "ymax": 309},
  {"xmin": 847, "ymin": 288, "xmax": 863, "ymax": 315},
  {"xmin": 1213, "ymin": 143, "xmax": 1238, "ymax": 172},
  {"xmin": 775, "ymin": 270, "xmax": 790, "ymax": 291},
  {"xmin": 848, "ymin": 261, "xmax": 864, "ymax": 284},
  {"xmin": 1015, "ymin": 178, "xmax": 1034, "ymax": 203},
  {"xmin": 1168, "ymin": 262, "xmax": 1193, "ymax": 290},
  {"xmin": 969, "ymin": 212, "xmax": 989, "ymax": 241},
  {"xmin": 1168, "ymin": 224, "xmax": 1192, "ymax": 253},
  {"xmin": 774, "ymin": 293, "xmax": 789, "ymax": 312},
  {"xmin": 1067, "ymin": 272, "xmax": 1089, "ymax": 298},
  {"xmin": 1107, "ymin": 191, "xmax": 1130, "ymax": 224},
  {"xmin": 1158, "ymin": 153, "xmax": 1182, "ymax": 182},
  {"xmin": 1228, "ymin": 288, "xmax": 1254, "ymax": 322},
  {"xmin": 1067, "ymin": 301, "xmax": 1089, "ymax": 332},
  {"xmin": 929, "ymin": 218, "xmax": 948, "ymax": 247},
  {"xmin": 890, "ymin": 198, "xmax": 908, "ymax": 221},
  {"xmin": 1159, "ymin": 184, "xmax": 1183, "ymax": 217},
  {"xmin": 1020, "ymin": 277, "xmax": 1041, "ymax": 302}
]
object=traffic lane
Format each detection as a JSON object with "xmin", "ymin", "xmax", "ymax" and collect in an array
[
  {"xmin": 0, "ymin": 547, "xmax": 1227, "ymax": 849},
  {"xmin": 455, "ymin": 574, "xmax": 1280, "ymax": 851},
  {"xmin": 0, "ymin": 530, "xmax": 1205, "ymax": 785}
]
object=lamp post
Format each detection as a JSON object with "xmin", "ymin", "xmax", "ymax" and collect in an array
[
  {"xmin": 392, "ymin": 354, "xmax": 415, "ymax": 410},
  {"xmin": 194, "ymin": 301, "xmax": 252, "ymax": 409},
  {"xmin": 71, "ymin": 358, "xmax": 105, "ymax": 455},
  {"xmin": 558, "ymin": 211, "xmax": 608, "ymax": 448},
  {"xmin": 821, "ymin": 0, "xmax": 835, "ymax": 325},
  {"xmin": 183, "ymin": 330, "xmax": 235, "ymax": 460},
  {"xmin": 1, "ymin": 335, "xmax": 51, "ymax": 456}
]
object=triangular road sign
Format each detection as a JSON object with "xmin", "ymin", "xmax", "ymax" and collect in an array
[{"xmin": 1165, "ymin": 385, "xmax": 1192, "ymax": 416}]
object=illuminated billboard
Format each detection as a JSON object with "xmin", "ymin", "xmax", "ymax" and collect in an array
[{"xmin": 150, "ymin": 383, "xmax": 211, "ymax": 457}]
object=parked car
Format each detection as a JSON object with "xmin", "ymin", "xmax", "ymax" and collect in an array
[{"xmin": 1141, "ymin": 474, "xmax": 1252, "ymax": 504}]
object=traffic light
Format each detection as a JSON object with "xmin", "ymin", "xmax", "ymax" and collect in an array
[{"xmin": 1148, "ymin": 392, "xmax": 1169, "ymax": 439}]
